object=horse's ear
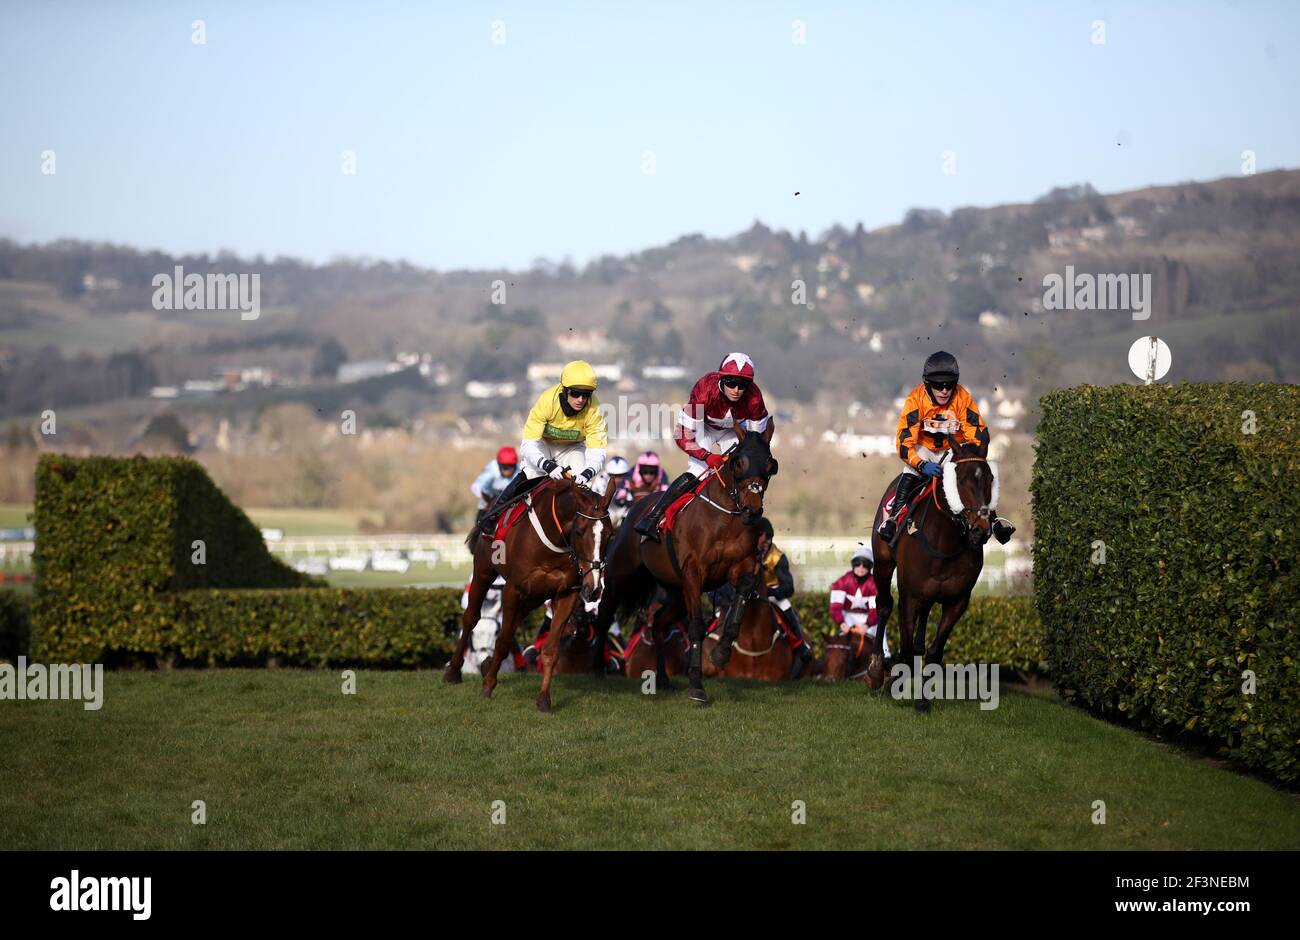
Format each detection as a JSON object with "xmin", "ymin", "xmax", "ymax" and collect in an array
[
  {"xmin": 768, "ymin": 457, "xmax": 779, "ymax": 477},
  {"xmin": 734, "ymin": 423, "xmax": 748, "ymax": 443},
  {"xmin": 599, "ymin": 480, "xmax": 616, "ymax": 510}
]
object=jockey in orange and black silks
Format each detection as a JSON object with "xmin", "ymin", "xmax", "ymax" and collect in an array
[{"xmin": 877, "ymin": 351, "xmax": 1014, "ymax": 544}]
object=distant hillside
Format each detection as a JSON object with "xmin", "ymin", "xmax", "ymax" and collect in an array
[{"xmin": 2, "ymin": 169, "xmax": 1298, "ymax": 424}]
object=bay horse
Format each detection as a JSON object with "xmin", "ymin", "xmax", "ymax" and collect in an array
[
  {"xmin": 865, "ymin": 441, "xmax": 999, "ymax": 711},
  {"xmin": 702, "ymin": 596, "xmax": 806, "ymax": 681},
  {"xmin": 444, "ymin": 476, "xmax": 615, "ymax": 713},
  {"xmin": 817, "ymin": 627, "xmax": 876, "ymax": 682},
  {"xmin": 622, "ymin": 592, "xmax": 688, "ymax": 681},
  {"xmin": 593, "ymin": 425, "xmax": 778, "ymax": 705}
]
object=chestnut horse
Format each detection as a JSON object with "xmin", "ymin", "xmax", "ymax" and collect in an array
[
  {"xmin": 865, "ymin": 442, "xmax": 999, "ymax": 711},
  {"xmin": 702, "ymin": 597, "xmax": 805, "ymax": 681},
  {"xmin": 594, "ymin": 426, "xmax": 778, "ymax": 705},
  {"xmin": 445, "ymin": 477, "xmax": 615, "ymax": 712}
]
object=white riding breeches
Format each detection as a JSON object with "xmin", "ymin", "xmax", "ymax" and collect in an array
[
  {"xmin": 521, "ymin": 442, "xmax": 588, "ymax": 480},
  {"xmin": 686, "ymin": 424, "xmax": 738, "ymax": 477}
]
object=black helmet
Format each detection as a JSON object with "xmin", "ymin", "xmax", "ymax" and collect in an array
[{"xmin": 922, "ymin": 350, "xmax": 960, "ymax": 384}]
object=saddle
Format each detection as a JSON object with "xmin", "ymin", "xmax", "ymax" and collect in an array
[
  {"xmin": 659, "ymin": 475, "xmax": 714, "ymax": 534},
  {"xmin": 706, "ymin": 598, "xmax": 796, "ymax": 649},
  {"xmin": 490, "ymin": 480, "xmax": 553, "ymax": 542},
  {"xmin": 885, "ymin": 476, "xmax": 937, "ymax": 545},
  {"xmin": 624, "ymin": 623, "xmax": 688, "ymax": 659}
]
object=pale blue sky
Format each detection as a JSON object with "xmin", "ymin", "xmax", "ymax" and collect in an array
[{"xmin": 2, "ymin": 1, "xmax": 1297, "ymax": 270}]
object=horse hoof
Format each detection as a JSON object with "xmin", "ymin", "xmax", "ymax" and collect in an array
[
  {"xmin": 480, "ymin": 684, "xmax": 494, "ymax": 699},
  {"xmin": 536, "ymin": 695, "xmax": 551, "ymax": 713},
  {"xmin": 709, "ymin": 646, "xmax": 731, "ymax": 669},
  {"xmin": 687, "ymin": 688, "xmax": 710, "ymax": 706},
  {"xmin": 443, "ymin": 668, "xmax": 462, "ymax": 685},
  {"xmin": 864, "ymin": 657, "xmax": 885, "ymax": 690},
  {"xmin": 915, "ymin": 698, "xmax": 931, "ymax": 714}
]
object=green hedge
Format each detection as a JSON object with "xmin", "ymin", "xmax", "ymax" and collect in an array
[
  {"xmin": 793, "ymin": 592, "xmax": 1044, "ymax": 675},
  {"xmin": 29, "ymin": 454, "xmax": 1043, "ymax": 674},
  {"xmin": 0, "ymin": 590, "xmax": 30, "ymax": 662},
  {"xmin": 1033, "ymin": 384, "xmax": 1300, "ymax": 782},
  {"xmin": 33, "ymin": 455, "xmax": 315, "ymax": 662},
  {"xmin": 169, "ymin": 588, "xmax": 463, "ymax": 667}
]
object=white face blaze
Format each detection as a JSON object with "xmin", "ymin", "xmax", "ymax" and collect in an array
[
  {"xmin": 942, "ymin": 459, "xmax": 1000, "ymax": 514},
  {"xmin": 589, "ymin": 517, "xmax": 604, "ymax": 597}
]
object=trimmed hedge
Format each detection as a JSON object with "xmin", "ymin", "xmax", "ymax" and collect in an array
[
  {"xmin": 0, "ymin": 590, "xmax": 30, "ymax": 662},
  {"xmin": 30, "ymin": 454, "xmax": 1043, "ymax": 674},
  {"xmin": 1033, "ymin": 384, "xmax": 1300, "ymax": 782},
  {"xmin": 33, "ymin": 455, "xmax": 315, "ymax": 661},
  {"xmin": 170, "ymin": 588, "xmax": 463, "ymax": 667}
]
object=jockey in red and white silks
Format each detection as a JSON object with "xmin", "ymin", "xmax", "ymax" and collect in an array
[
  {"xmin": 674, "ymin": 352, "xmax": 774, "ymax": 477},
  {"xmin": 829, "ymin": 546, "xmax": 889, "ymax": 656},
  {"xmin": 634, "ymin": 352, "xmax": 776, "ymax": 541}
]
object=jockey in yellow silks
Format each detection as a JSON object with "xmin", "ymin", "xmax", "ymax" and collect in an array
[{"xmin": 477, "ymin": 360, "xmax": 608, "ymax": 533}]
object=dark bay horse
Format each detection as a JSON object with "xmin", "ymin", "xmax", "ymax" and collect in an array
[
  {"xmin": 702, "ymin": 597, "xmax": 804, "ymax": 681},
  {"xmin": 594, "ymin": 426, "xmax": 778, "ymax": 705},
  {"xmin": 866, "ymin": 442, "xmax": 999, "ymax": 711},
  {"xmin": 622, "ymin": 593, "xmax": 688, "ymax": 681},
  {"xmin": 445, "ymin": 477, "xmax": 615, "ymax": 712},
  {"xmin": 817, "ymin": 627, "xmax": 878, "ymax": 682}
]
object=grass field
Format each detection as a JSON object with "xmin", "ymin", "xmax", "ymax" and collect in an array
[{"xmin": 1, "ymin": 670, "xmax": 1296, "ymax": 850}]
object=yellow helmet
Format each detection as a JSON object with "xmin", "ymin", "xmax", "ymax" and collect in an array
[{"xmin": 560, "ymin": 360, "xmax": 598, "ymax": 391}]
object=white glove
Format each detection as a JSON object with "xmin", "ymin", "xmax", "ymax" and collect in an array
[{"xmin": 549, "ymin": 464, "xmax": 568, "ymax": 481}]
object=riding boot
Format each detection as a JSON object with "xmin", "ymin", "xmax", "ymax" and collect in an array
[
  {"xmin": 992, "ymin": 517, "xmax": 1016, "ymax": 544},
  {"xmin": 877, "ymin": 472, "xmax": 923, "ymax": 541},
  {"xmin": 634, "ymin": 472, "xmax": 697, "ymax": 542},
  {"xmin": 477, "ymin": 472, "xmax": 537, "ymax": 535},
  {"xmin": 783, "ymin": 609, "xmax": 812, "ymax": 678}
]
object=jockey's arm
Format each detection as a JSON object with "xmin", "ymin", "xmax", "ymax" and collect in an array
[
  {"xmin": 581, "ymin": 401, "xmax": 609, "ymax": 478},
  {"xmin": 674, "ymin": 405, "xmax": 712, "ymax": 462},
  {"xmin": 953, "ymin": 390, "xmax": 991, "ymax": 451},
  {"xmin": 769, "ymin": 553, "xmax": 794, "ymax": 600},
  {"xmin": 470, "ymin": 460, "xmax": 494, "ymax": 499},
  {"xmin": 829, "ymin": 586, "xmax": 847, "ymax": 627},
  {"xmin": 518, "ymin": 437, "xmax": 547, "ymax": 475},
  {"xmin": 895, "ymin": 392, "xmax": 926, "ymax": 470}
]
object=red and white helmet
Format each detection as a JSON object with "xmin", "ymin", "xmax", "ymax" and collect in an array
[{"xmin": 717, "ymin": 352, "xmax": 755, "ymax": 381}]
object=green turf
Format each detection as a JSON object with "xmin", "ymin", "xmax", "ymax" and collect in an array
[
  {"xmin": 0, "ymin": 504, "xmax": 32, "ymax": 530},
  {"xmin": 1, "ymin": 671, "xmax": 1296, "ymax": 850}
]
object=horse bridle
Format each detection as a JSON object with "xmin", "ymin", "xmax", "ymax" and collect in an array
[
  {"xmin": 696, "ymin": 447, "xmax": 769, "ymax": 518},
  {"xmin": 938, "ymin": 455, "xmax": 1012, "ymax": 540},
  {"xmin": 566, "ymin": 503, "xmax": 611, "ymax": 581}
]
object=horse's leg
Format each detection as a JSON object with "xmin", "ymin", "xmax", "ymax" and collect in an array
[
  {"xmin": 481, "ymin": 587, "xmax": 521, "ymax": 698},
  {"xmin": 445, "ymin": 545, "xmax": 492, "ymax": 684},
  {"xmin": 925, "ymin": 594, "xmax": 971, "ymax": 700},
  {"xmin": 711, "ymin": 569, "xmax": 756, "ymax": 669},
  {"xmin": 538, "ymin": 592, "xmax": 576, "ymax": 713},
  {"xmin": 679, "ymin": 571, "xmax": 710, "ymax": 705},
  {"xmin": 912, "ymin": 600, "xmax": 935, "ymax": 713},
  {"xmin": 866, "ymin": 559, "xmax": 895, "ymax": 689}
]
